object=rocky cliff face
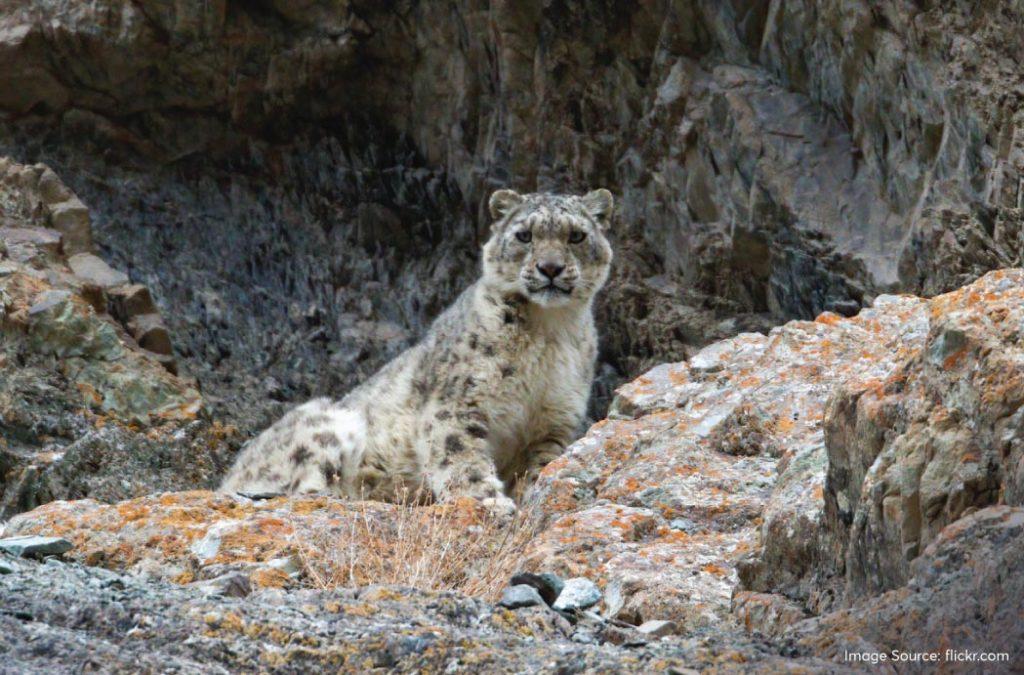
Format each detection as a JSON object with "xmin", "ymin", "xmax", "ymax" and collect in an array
[
  {"xmin": 2, "ymin": 0, "xmax": 1020, "ymax": 432},
  {"xmin": 1, "ymin": 0, "xmax": 1023, "ymax": 672}
]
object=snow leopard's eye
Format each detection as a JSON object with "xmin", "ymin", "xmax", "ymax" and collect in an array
[
  {"xmin": 568, "ymin": 230, "xmax": 586, "ymax": 244},
  {"xmin": 515, "ymin": 230, "xmax": 532, "ymax": 243}
]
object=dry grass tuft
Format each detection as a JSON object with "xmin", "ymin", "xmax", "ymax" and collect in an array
[{"xmin": 291, "ymin": 497, "xmax": 542, "ymax": 600}]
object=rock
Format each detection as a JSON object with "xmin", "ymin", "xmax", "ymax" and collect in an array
[
  {"xmin": 47, "ymin": 199, "xmax": 92, "ymax": 255},
  {"xmin": 0, "ymin": 558, "xmax": 16, "ymax": 574},
  {"xmin": 127, "ymin": 312, "xmax": 174, "ymax": 355},
  {"xmin": 552, "ymin": 578, "xmax": 602, "ymax": 612},
  {"xmin": 668, "ymin": 518, "xmax": 701, "ymax": 534},
  {"xmin": 599, "ymin": 624, "xmax": 647, "ymax": 647},
  {"xmin": 509, "ymin": 571, "xmax": 563, "ymax": 606},
  {"xmin": 0, "ymin": 535, "xmax": 72, "ymax": 558},
  {"xmin": 637, "ymin": 620, "xmax": 678, "ymax": 639},
  {"xmin": 106, "ymin": 284, "xmax": 156, "ymax": 322},
  {"xmin": 0, "ymin": 554, "xmax": 826, "ymax": 673},
  {"xmin": 26, "ymin": 288, "xmax": 125, "ymax": 359},
  {"xmin": 499, "ymin": 585, "xmax": 545, "ymax": 610},
  {"xmin": 0, "ymin": 160, "xmax": 220, "ymax": 519},
  {"xmin": 67, "ymin": 252, "xmax": 129, "ymax": 289},
  {"xmin": 0, "ymin": 227, "xmax": 62, "ymax": 260},
  {"xmin": 822, "ymin": 268, "xmax": 1024, "ymax": 600},
  {"xmin": 731, "ymin": 592, "xmax": 807, "ymax": 637},
  {"xmin": 791, "ymin": 506, "xmax": 1024, "ymax": 666},
  {"xmin": 528, "ymin": 289, "xmax": 929, "ymax": 628},
  {"xmin": 190, "ymin": 572, "xmax": 252, "ymax": 599}
]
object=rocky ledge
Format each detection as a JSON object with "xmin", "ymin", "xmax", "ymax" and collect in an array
[{"xmin": 2, "ymin": 268, "xmax": 1022, "ymax": 671}]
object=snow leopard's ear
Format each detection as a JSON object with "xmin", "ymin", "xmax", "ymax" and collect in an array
[
  {"xmin": 489, "ymin": 189, "xmax": 524, "ymax": 221},
  {"xmin": 582, "ymin": 188, "xmax": 614, "ymax": 230}
]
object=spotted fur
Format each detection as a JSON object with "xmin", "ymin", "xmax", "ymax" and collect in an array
[{"xmin": 220, "ymin": 188, "xmax": 615, "ymax": 514}]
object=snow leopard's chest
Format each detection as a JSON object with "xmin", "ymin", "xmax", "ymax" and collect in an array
[{"xmin": 486, "ymin": 328, "xmax": 594, "ymax": 471}]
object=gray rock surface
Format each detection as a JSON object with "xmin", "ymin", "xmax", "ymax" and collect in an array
[
  {"xmin": 0, "ymin": 556, "xmax": 835, "ymax": 673},
  {"xmin": 0, "ymin": 158, "xmax": 237, "ymax": 519},
  {"xmin": 553, "ymin": 578, "xmax": 602, "ymax": 612},
  {"xmin": 498, "ymin": 584, "xmax": 545, "ymax": 610},
  {"xmin": 0, "ymin": 535, "xmax": 71, "ymax": 558}
]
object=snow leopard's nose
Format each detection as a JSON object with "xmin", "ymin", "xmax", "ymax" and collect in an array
[{"xmin": 536, "ymin": 261, "xmax": 566, "ymax": 280}]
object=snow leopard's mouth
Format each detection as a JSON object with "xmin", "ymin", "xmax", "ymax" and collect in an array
[{"xmin": 530, "ymin": 283, "xmax": 574, "ymax": 296}]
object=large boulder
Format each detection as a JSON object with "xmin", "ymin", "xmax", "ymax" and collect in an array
[
  {"xmin": 823, "ymin": 268, "xmax": 1024, "ymax": 599},
  {"xmin": 792, "ymin": 506, "xmax": 1024, "ymax": 669},
  {"xmin": 526, "ymin": 286, "xmax": 929, "ymax": 629}
]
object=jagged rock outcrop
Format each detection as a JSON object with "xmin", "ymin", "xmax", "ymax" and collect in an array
[
  {"xmin": 792, "ymin": 505, "xmax": 1024, "ymax": 669},
  {"xmin": 1, "ymin": 0, "xmax": 1020, "ymax": 433},
  {"xmin": 0, "ymin": 158, "xmax": 237, "ymax": 518},
  {"xmin": 527, "ymin": 278, "xmax": 931, "ymax": 627},
  {"xmin": 823, "ymin": 267, "xmax": 1024, "ymax": 599}
]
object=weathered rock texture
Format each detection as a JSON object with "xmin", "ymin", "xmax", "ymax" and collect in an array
[
  {"xmin": 0, "ymin": 158, "xmax": 237, "ymax": 518},
  {"xmin": 6, "ymin": 270, "xmax": 1023, "ymax": 671},
  {"xmin": 1, "ymin": 0, "xmax": 1021, "ymax": 433},
  {"xmin": 1, "ymin": 1, "xmax": 1024, "ymax": 671},
  {"xmin": 0, "ymin": 552, "xmax": 835, "ymax": 674},
  {"xmin": 527, "ymin": 277, "xmax": 930, "ymax": 628}
]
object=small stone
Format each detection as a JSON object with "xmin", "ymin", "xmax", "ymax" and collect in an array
[
  {"xmin": 600, "ymin": 624, "xmax": 647, "ymax": 647},
  {"xmin": 552, "ymin": 577, "xmax": 602, "ymax": 611},
  {"xmin": 570, "ymin": 630, "xmax": 598, "ymax": 644},
  {"xmin": 28, "ymin": 289, "xmax": 72, "ymax": 316},
  {"xmin": 0, "ymin": 535, "xmax": 73, "ymax": 559},
  {"xmin": 0, "ymin": 558, "xmax": 16, "ymax": 574},
  {"xmin": 48, "ymin": 199, "xmax": 93, "ymax": 254},
  {"xmin": 67, "ymin": 252, "xmax": 129, "ymax": 289},
  {"xmin": 107, "ymin": 284, "xmax": 156, "ymax": 322},
  {"xmin": 266, "ymin": 555, "xmax": 303, "ymax": 578},
  {"xmin": 669, "ymin": 518, "xmax": 700, "ymax": 533},
  {"xmin": 189, "ymin": 523, "xmax": 231, "ymax": 563},
  {"xmin": 128, "ymin": 313, "xmax": 173, "ymax": 355},
  {"xmin": 509, "ymin": 571, "xmax": 563, "ymax": 606},
  {"xmin": 191, "ymin": 572, "xmax": 252, "ymax": 598},
  {"xmin": 0, "ymin": 227, "xmax": 62, "ymax": 257},
  {"xmin": 499, "ymin": 584, "xmax": 545, "ymax": 609},
  {"xmin": 637, "ymin": 619, "xmax": 678, "ymax": 638}
]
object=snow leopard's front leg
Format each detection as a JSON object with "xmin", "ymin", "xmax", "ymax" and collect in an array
[
  {"xmin": 509, "ymin": 438, "xmax": 566, "ymax": 502},
  {"xmin": 424, "ymin": 405, "xmax": 517, "ymax": 518}
]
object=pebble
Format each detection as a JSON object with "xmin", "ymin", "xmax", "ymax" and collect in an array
[
  {"xmin": 552, "ymin": 577, "xmax": 602, "ymax": 611},
  {"xmin": 509, "ymin": 571, "xmax": 563, "ymax": 606},
  {"xmin": 499, "ymin": 584, "xmax": 545, "ymax": 609},
  {"xmin": 191, "ymin": 572, "xmax": 252, "ymax": 598},
  {"xmin": 0, "ymin": 535, "xmax": 73, "ymax": 559},
  {"xmin": 669, "ymin": 518, "xmax": 701, "ymax": 533},
  {"xmin": 637, "ymin": 620, "xmax": 678, "ymax": 638},
  {"xmin": 600, "ymin": 624, "xmax": 648, "ymax": 647}
]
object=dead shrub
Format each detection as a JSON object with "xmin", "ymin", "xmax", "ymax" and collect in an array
[{"xmin": 291, "ymin": 497, "xmax": 542, "ymax": 600}]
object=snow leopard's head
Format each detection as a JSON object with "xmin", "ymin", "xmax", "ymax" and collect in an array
[{"xmin": 482, "ymin": 189, "xmax": 614, "ymax": 308}]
